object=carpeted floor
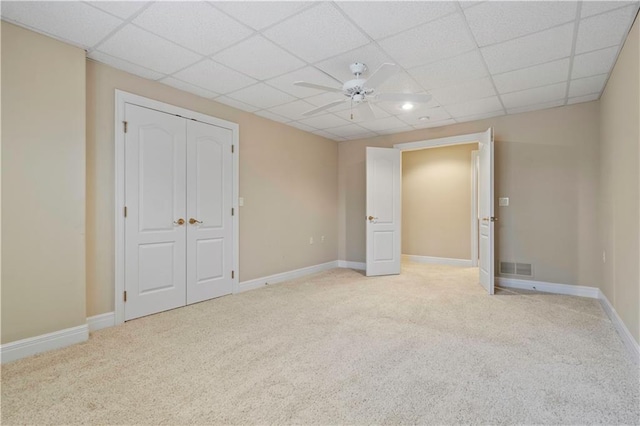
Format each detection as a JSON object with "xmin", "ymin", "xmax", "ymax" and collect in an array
[{"xmin": 2, "ymin": 263, "xmax": 639, "ymax": 424}]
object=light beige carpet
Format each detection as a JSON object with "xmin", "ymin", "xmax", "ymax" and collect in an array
[{"xmin": 2, "ymin": 263, "xmax": 639, "ymax": 425}]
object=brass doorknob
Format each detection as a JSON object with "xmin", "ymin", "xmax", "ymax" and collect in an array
[
  {"xmin": 189, "ymin": 218, "xmax": 203, "ymax": 225},
  {"xmin": 174, "ymin": 218, "xmax": 185, "ymax": 225},
  {"xmin": 367, "ymin": 216, "xmax": 378, "ymax": 222}
]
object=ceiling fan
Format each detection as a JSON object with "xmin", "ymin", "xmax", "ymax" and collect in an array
[{"xmin": 294, "ymin": 62, "xmax": 432, "ymax": 120}]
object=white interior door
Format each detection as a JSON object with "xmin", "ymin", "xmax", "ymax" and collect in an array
[
  {"xmin": 478, "ymin": 128, "xmax": 495, "ymax": 294},
  {"xmin": 124, "ymin": 104, "xmax": 187, "ymax": 320},
  {"xmin": 366, "ymin": 147, "xmax": 401, "ymax": 276},
  {"xmin": 186, "ymin": 120, "xmax": 234, "ymax": 304}
]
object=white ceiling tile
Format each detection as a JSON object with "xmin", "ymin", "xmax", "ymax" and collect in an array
[
  {"xmin": 315, "ymin": 43, "xmax": 394, "ymax": 83},
  {"xmin": 575, "ymin": 5, "xmax": 637, "ymax": 54},
  {"xmin": 288, "ymin": 121, "xmax": 319, "ymax": 132},
  {"xmin": 409, "ymin": 50, "xmax": 488, "ymax": 90},
  {"xmin": 227, "ymin": 83, "xmax": 296, "ymax": 109},
  {"xmin": 446, "ymin": 96, "xmax": 503, "ymax": 118},
  {"xmin": 377, "ymin": 125, "xmax": 415, "ymax": 135},
  {"xmin": 376, "ymin": 71, "xmax": 425, "ymax": 95},
  {"xmin": 378, "ymin": 12, "xmax": 477, "ymax": 69},
  {"xmin": 571, "ymin": 46, "xmax": 619, "ymax": 79},
  {"xmin": 266, "ymin": 67, "xmax": 342, "ymax": 98},
  {"xmin": 212, "ymin": 36, "xmax": 305, "ymax": 80},
  {"xmin": 376, "ymin": 96, "xmax": 441, "ymax": 116},
  {"xmin": 262, "ymin": 3, "xmax": 369, "ymax": 63},
  {"xmin": 397, "ymin": 106, "xmax": 452, "ymax": 125},
  {"xmin": 88, "ymin": 51, "xmax": 165, "ymax": 80},
  {"xmin": 481, "ymin": 23, "xmax": 574, "ymax": 74},
  {"xmin": 1, "ymin": 1, "xmax": 122, "ymax": 48},
  {"xmin": 332, "ymin": 104, "xmax": 391, "ymax": 123},
  {"xmin": 500, "ymin": 82, "xmax": 567, "ymax": 109},
  {"xmin": 412, "ymin": 118, "xmax": 456, "ymax": 129},
  {"xmin": 326, "ymin": 123, "xmax": 376, "ymax": 138},
  {"xmin": 581, "ymin": 1, "xmax": 637, "ymax": 18},
  {"xmin": 567, "ymin": 93, "xmax": 600, "ymax": 104},
  {"xmin": 254, "ymin": 110, "xmax": 292, "ymax": 123},
  {"xmin": 568, "ymin": 74, "xmax": 608, "ymax": 97},
  {"xmin": 98, "ymin": 25, "xmax": 202, "ymax": 74},
  {"xmin": 455, "ymin": 110, "xmax": 504, "ymax": 123},
  {"xmin": 174, "ymin": 59, "xmax": 257, "ymax": 94},
  {"xmin": 268, "ymin": 100, "xmax": 316, "ymax": 120},
  {"xmin": 464, "ymin": 1, "xmax": 578, "ymax": 47},
  {"xmin": 493, "ymin": 58, "xmax": 570, "ymax": 94},
  {"xmin": 298, "ymin": 114, "xmax": 351, "ymax": 129},
  {"xmin": 358, "ymin": 116, "xmax": 408, "ymax": 132},
  {"xmin": 507, "ymin": 99, "xmax": 565, "ymax": 115},
  {"xmin": 311, "ymin": 129, "xmax": 344, "ymax": 141},
  {"xmin": 88, "ymin": 1, "xmax": 149, "ymax": 19},
  {"xmin": 159, "ymin": 77, "xmax": 218, "ymax": 99},
  {"xmin": 336, "ymin": 1, "xmax": 457, "ymax": 40},
  {"xmin": 430, "ymin": 77, "xmax": 496, "ymax": 105},
  {"xmin": 214, "ymin": 96, "xmax": 260, "ymax": 113},
  {"xmin": 132, "ymin": 2, "xmax": 253, "ymax": 56},
  {"xmin": 212, "ymin": 1, "xmax": 310, "ymax": 31}
]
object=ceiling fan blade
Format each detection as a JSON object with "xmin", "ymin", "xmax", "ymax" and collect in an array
[
  {"xmin": 301, "ymin": 100, "xmax": 347, "ymax": 117},
  {"xmin": 293, "ymin": 81, "xmax": 342, "ymax": 93},
  {"xmin": 377, "ymin": 93, "xmax": 433, "ymax": 104},
  {"xmin": 316, "ymin": 68, "xmax": 345, "ymax": 85},
  {"xmin": 365, "ymin": 63, "xmax": 400, "ymax": 88},
  {"xmin": 358, "ymin": 102, "xmax": 376, "ymax": 121}
]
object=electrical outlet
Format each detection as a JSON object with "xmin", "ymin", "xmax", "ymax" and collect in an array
[
  {"xmin": 309, "ymin": 237, "xmax": 314, "ymax": 245},
  {"xmin": 321, "ymin": 236, "xmax": 325, "ymax": 243}
]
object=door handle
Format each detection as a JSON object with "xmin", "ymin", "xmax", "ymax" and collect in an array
[
  {"xmin": 482, "ymin": 217, "xmax": 498, "ymax": 222},
  {"xmin": 367, "ymin": 215, "xmax": 378, "ymax": 222},
  {"xmin": 189, "ymin": 218, "xmax": 203, "ymax": 225},
  {"xmin": 173, "ymin": 218, "xmax": 185, "ymax": 225}
]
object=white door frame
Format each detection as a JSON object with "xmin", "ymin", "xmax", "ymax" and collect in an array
[
  {"xmin": 114, "ymin": 90, "xmax": 240, "ymax": 325},
  {"xmin": 394, "ymin": 131, "xmax": 486, "ymax": 267}
]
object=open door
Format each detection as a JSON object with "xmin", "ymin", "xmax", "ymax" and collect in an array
[
  {"xmin": 366, "ymin": 147, "xmax": 401, "ymax": 276},
  {"xmin": 478, "ymin": 128, "xmax": 495, "ymax": 294}
]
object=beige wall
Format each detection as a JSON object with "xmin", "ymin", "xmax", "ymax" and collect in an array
[
  {"xmin": 1, "ymin": 23, "xmax": 86, "ymax": 343},
  {"xmin": 599, "ymin": 17, "xmax": 640, "ymax": 344},
  {"xmin": 86, "ymin": 60, "xmax": 338, "ymax": 317},
  {"xmin": 339, "ymin": 102, "xmax": 601, "ymax": 289},
  {"xmin": 402, "ymin": 143, "xmax": 478, "ymax": 260}
]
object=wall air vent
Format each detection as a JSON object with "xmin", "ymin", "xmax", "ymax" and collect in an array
[{"xmin": 499, "ymin": 261, "xmax": 533, "ymax": 277}]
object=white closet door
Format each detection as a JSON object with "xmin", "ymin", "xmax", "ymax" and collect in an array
[
  {"xmin": 186, "ymin": 120, "xmax": 234, "ymax": 304},
  {"xmin": 124, "ymin": 104, "xmax": 187, "ymax": 320}
]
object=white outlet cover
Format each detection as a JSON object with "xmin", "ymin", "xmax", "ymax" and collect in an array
[
  {"xmin": 239, "ymin": 197, "xmax": 244, "ymax": 206},
  {"xmin": 499, "ymin": 197, "xmax": 510, "ymax": 206}
]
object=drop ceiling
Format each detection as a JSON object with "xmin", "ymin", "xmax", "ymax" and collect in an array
[{"xmin": 2, "ymin": 1, "xmax": 638, "ymax": 141}]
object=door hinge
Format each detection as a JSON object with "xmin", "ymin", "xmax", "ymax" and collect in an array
[
  {"xmin": 124, "ymin": 206, "xmax": 127, "ymax": 217},
  {"xmin": 123, "ymin": 291, "xmax": 127, "ymax": 302},
  {"xmin": 231, "ymin": 208, "xmax": 234, "ymax": 216},
  {"xmin": 232, "ymin": 271, "xmax": 235, "ymax": 279},
  {"xmin": 231, "ymin": 144, "xmax": 234, "ymax": 153},
  {"xmin": 123, "ymin": 121, "xmax": 128, "ymax": 133}
]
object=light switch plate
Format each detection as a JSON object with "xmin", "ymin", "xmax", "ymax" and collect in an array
[
  {"xmin": 499, "ymin": 197, "xmax": 509, "ymax": 206},
  {"xmin": 239, "ymin": 197, "xmax": 244, "ymax": 206}
]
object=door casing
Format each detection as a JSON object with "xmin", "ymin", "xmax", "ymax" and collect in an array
[{"xmin": 114, "ymin": 90, "xmax": 239, "ymax": 325}]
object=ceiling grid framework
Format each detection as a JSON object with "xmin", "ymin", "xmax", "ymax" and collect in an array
[{"xmin": 2, "ymin": 0, "xmax": 638, "ymax": 141}]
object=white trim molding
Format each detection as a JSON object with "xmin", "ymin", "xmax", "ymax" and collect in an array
[
  {"xmin": 598, "ymin": 291, "xmax": 640, "ymax": 365},
  {"xmin": 1, "ymin": 325, "xmax": 88, "ymax": 364},
  {"xmin": 87, "ymin": 312, "xmax": 116, "ymax": 332},
  {"xmin": 238, "ymin": 261, "xmax": 340, "ymax": 293},
  {"xmin": 403, "ymin": 254, "xmax": 473, "ymax": 267},
  {"xmin": 337, "ymin": 260, "xmax": 366, "ymax": 270},
  {"xmin": 496, "ymin": 277, "xmax": 600, "ymax": 299}
]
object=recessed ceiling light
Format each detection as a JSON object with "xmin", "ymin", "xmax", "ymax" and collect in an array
[
  {"xmin": 419, "ymin": 116, "xmax": 430, "ymax": 121},
  {"xmin": 401, "ymin": 103, "xmax": 414, "ymax": 111}
]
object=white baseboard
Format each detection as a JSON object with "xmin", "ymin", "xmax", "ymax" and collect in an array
[
  {"xmin": 403, "ymin": 254, "xmax": 473, "ymax": 267},
  {"xmin": 0, "ymin": 324, "xmax": 88, "ymax": 364},
  {"xmin": 238, "ymin": 261, "xmax": 339, "ymax": 293},
  {"xmin": 598, "ymin": 291, "xmax": 640, "ymax": 365},
  {"xmin": 87, "ymin": 312, "xmax": 115, "ymax": 332},
  {"xmin": 337, "ymin": 260, "xmax": 366, "ymax": 270},
  {"xmin": 495, "ymin": 277, "xmax": 600, "ymax": 299}
]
